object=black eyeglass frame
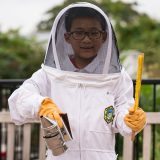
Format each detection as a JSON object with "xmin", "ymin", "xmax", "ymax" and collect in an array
[{"xmin": 67, "ymin": 30, "xmax": 105, "ymax": 40}]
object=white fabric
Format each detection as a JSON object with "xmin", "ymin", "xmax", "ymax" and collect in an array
[
  {"xmin": 8, "ymin": 65, "xmax": 134, "ymax": 160},
  {"xmin": 8, "ymin": 2, "xmax": 134, "ymax": 160}
]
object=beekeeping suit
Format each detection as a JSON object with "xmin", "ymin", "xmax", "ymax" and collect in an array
[{"xmin": 8, "ymin": 2, "xmax": 134, "ymax": 160}]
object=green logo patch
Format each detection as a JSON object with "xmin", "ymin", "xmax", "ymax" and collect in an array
[{"xmin": 104, "ymin": 106, "xmax": 115, "ymax": 124}]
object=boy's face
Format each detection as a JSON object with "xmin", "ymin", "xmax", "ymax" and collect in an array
[{"xmin": 64, "ymin": 17, "xmax": 107, "ymax": 64}]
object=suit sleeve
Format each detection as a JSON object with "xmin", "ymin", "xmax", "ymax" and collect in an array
[
  {"xmin": 8, "ymin": 69, "xmax": 48, "ymax": 125},
  {"xmin": 112, "ymin": 68, "xmax": 135, "ymax": 136}
]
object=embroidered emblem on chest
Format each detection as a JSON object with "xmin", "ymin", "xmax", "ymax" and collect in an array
[{"xmin": 104, "ymin": 106, "xmax": 115, "ymax": 124}]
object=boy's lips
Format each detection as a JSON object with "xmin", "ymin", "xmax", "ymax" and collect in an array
[{"xmin": 80, "ymin": 46, "xmax": 94, "ymax": 49}]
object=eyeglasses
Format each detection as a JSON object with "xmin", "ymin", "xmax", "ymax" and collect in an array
[{"xmin": 68, "ymin": 30, "xmax": 105, "ymax": 40}]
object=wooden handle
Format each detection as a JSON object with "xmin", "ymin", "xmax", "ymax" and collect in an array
[
  {"xmin": 134, "ymin": 53, "xmax": 144, "ymax": 111},
  {"xmin": 131, "ymin": 53, "xmax": 144, "ymax": 141},
  {"xmin": 131, "ymin": 131, "xmax": 136, "ymax": 141}
]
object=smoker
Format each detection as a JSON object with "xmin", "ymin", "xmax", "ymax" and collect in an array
[{"xmin": 40, "ymin": 114, "xmax": 72, "ymax": 156}]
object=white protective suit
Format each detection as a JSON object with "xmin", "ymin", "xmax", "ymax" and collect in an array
[{"xmin": 8, "ymin": 2, "xmax": 134, "ymax": 160}]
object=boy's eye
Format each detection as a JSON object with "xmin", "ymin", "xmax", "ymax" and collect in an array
[
  {"xmin": 90, "ymin": 31, "xmax": 99, "ymax": 37},
  {"xmin": 71, "ymin": 31, "xmax": 85, "ymax": 40},
  {"xmin": 74, "ymin": 31, "xmax": 84, "ymax": 36}
]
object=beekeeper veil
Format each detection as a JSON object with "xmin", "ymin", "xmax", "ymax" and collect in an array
[{"xmin": 44, "ymin": 2, "xmax": 121, "ymax": 74}]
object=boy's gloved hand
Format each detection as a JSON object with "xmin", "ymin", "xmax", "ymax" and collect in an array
[
  {"xmin": 38, "ymin": 98, "xmax": 63, "ymax": 128},
  {"xmin": 124, "ymin": 107, "xmax": 146, "ymax": 133}
]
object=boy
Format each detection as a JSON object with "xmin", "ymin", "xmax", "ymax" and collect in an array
[{"xmin": 8, "ymin": 2, "xmax": 146, "ymax": 160}]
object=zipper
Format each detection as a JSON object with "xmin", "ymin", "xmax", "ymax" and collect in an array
[{"xmin": 78, "ymin": 83, "xmax": 84, "ymax": 160}]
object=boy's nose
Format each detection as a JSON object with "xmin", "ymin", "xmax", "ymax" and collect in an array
[{"xmin": 82, "ymin": 34, "xmax": 92, "ymax": 42}]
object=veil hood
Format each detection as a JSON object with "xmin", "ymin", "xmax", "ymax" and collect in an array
[{"xmin": 44, "ymin": 2, "xmax": 121, "ymax": 74}]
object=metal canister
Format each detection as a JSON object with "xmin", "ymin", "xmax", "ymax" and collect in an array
[{"xmin": 40, "ymin": 115, "xmax": 72, "ymax": 156}]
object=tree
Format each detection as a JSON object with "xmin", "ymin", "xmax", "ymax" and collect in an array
[
  {"xmin": 0, "ymin": 30, "xmax": 44, "ymax": 79},
  {"xmin": 37, "ymin": 0, "xmax": 160, "ymax": 77},
  {"xmin": 117, "ymin": 13, "xmax": 160, "ymax": 77}
]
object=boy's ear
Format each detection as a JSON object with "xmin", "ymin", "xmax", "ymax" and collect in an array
[
  {"xmin": 64, "ymin": 33, "xmax": 71, "ymax": 43},
  {"xmin": 102, "ymin": 32, "xmax": 107, "ymax": 42}
]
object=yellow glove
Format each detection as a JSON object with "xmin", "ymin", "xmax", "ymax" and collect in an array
[
  {"xmin": 38, "ymin": 98, "xmax": 63, "ymax": 128},
  {"xmin": 124, "ymin": 107, "xmax": 146, "ymax": 132}
]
